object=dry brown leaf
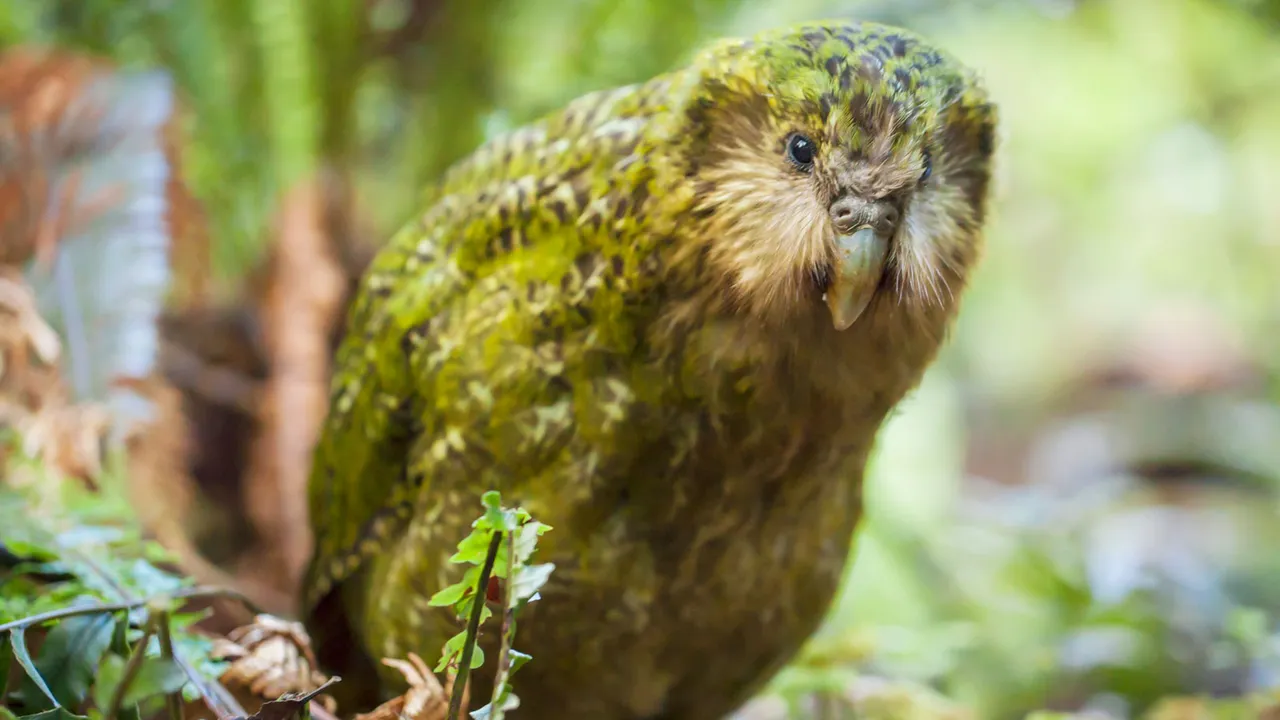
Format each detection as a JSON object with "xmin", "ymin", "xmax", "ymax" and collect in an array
[
  {"xmin": 354, "ymin": 653, "xmax": 466, "ymax": 720},
  {"xmin": 15, "ymin": 401, "xmax": 110, "ymax": 487},
  {"xmin": 0, "ymin": 47, "xmax": 210, "ymax": 301},
  {"xmin": 0, "ymin": 49, "xmax": 126, "ymax": 269},
  {"xmin": 0, "ymin": 272, "xmax": 60, "ymax": 365},
  {"xmin": 0, "ymin": 47, "xmax": 207, "ymax": 496},
  {"xmin": 0, "ymin": 269, "xmax": 111, "ymax": 491},
  {"xmin": 212, "ymin": 614, "xmax": 335, "ymax": 711},
  {"xmin": 2, "ymin": 401, "xmax": 111, "ymax": 496},
  {"xmin": 0, "ymin": 48, "xmax": 103, "ymax": 127},
  {"xmin": 221, "ymin": 677, "xmax": 340, "ymax": 720}
]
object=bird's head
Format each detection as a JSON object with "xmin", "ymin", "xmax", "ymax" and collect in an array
[{"xmin": 677, "ymin": 21, "xmax": 997, "ymax": 331}]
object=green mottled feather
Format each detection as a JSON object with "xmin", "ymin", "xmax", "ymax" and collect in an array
[
  {"xmin": 304, "ymin": 76, "xmax": 688, "ymax": 603},
  {"xmin": 304, "ymin": 19, "xmax": 995, "ymax": 720}
]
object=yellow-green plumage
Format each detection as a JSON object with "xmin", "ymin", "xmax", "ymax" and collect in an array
[{"xmin": 303, "ymin": 19, "xmax": 996, "ymax": 719}]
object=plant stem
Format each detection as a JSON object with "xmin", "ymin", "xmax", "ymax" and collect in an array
[
  {"xmin": 447, "ymin": 531, "xmax": 502, "ymax": 720},
  {"xmin": 155, "ymin": 611, "xmax": 185, "ymax": 720},
  {"xmin": 0, "ymin": 600, "xmax": 136, "ymax": 634},
  {"xmin": 0, "ymin": 586, "xmax": 260, "ymax": 634},
  {"xmin": 106, "ymin": 616, "xmax": 158, "ymax": 720},
  {"xmin": 488, "ymin": 529, "xmax": 517, "ymax": 720},
  {"xmin": 175, "ymin": 649, "xmax": 246, "ymax": 720}
]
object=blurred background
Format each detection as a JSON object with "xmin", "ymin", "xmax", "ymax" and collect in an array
[{"xmin": 2, "ymin": 0, "xmax": 1280, "ymax": 717}]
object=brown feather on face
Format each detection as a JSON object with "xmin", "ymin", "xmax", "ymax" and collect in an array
[
  {"xmin": 691, "ymin": 95, "xmax": 832, "ymax": 324},
  {"xmin": 684, "ymin": 70, "xmax": 994, "ymax": 332}
]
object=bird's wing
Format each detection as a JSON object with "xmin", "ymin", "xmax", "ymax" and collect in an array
[{"xmin": 302, "ymin": 75, "xmax": 683, "ymax": 614}]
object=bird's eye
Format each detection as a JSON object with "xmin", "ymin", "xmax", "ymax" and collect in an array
[
  {"xmin": 786, "ymin": 134, "xmax": 816, "ymax": 171},
  {"xmin": 919, "ymin": 148, "xmax": 933, "ymax": 184}
]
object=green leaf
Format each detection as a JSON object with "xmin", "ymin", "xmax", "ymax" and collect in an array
[
  {"xmin": 92, "ymin": 654, "xmax": 126, "ymax": 716},
  {"xmin": 434, "ymin": 630, "xmax": 486, "ymax": 672},
  {"xmin": 10, "ymin": 628, "xmax": 59, "ymax": 709},
  {"xmin": 167, "ymin": 609, "xmax": 213, "ymax": 631},
  {"xmin": 507, "ymin": 649, "xmax": 532, "ymax": 677},
  {"xmin": 123, "ymin": 561, "xmax": 187, "ymax": 598},
  {"xmin": 169, "ymin": 631, "xmax": 227, "ymax": 685},
  {"xmin": 33, "ymin": 609, "xmax": 116, "ymax": 708},
  {"xmin": 438, "ymin": 631, "xmax": 466, "ymax": 668},
  {"xmin": 2, "ymin": 541, "xmax": 58, "ymax": 563},
  {"xmin": 480, "ymin": 493, "xmax": 507, "ymax": 530},
  {"xmin": 120, "ymin": 656, "xmax": 185, "ymax": 706},
  {"xmin": 7, "ymin": 561, "xmax": 73, "ymax": 580},
  {"xmin": 461, "ymin": 565, "xmax": 483, "ymax": 589},
  {"xmin": 469, "ymin": 686, "xmax": 520, "ymax": 720},
  {"xmin": 15, "ymin": 708, "xmax": 89, "ymax": 720},
  {"xmin": 512, "ymin": 523, "xmax": 548, "ymax": 566},
  {"xmin": 511, "ymin": 564, "xmax": 555, "ymax": 604},
  {"xmin": 450, "ymin": 530, "xmax": 497, "ymax": 565},
  {"xmin": 1226, "ymin": 606, "xmax": 1269, "ymax": 647},
  {"xmin": 481, "ymin": 491, "xmax": 502, "ymax": 511},
  {"xmin": 104, "ymin": 620, "xmax": 140, "ymax": 720},
  {"xmin": 140, "ymin": 542, "xmax": 180, "ymax": 566},
  {"xmin": 428, "ymin": 582, "xmax": 471, "ymax": 608}
]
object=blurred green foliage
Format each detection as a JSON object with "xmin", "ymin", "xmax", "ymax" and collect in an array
[
  {"xmin": 0, "ymin": 446, "xmax": 234, "ymax": 719},
  {"xmin": 6, "ymin": 0, "xmax": 1280, "ymax": 717}
]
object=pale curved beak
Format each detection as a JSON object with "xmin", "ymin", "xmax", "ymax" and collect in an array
[{"xmin": 823, "ymin": 226, "xmax": 890, "ymax": 331}]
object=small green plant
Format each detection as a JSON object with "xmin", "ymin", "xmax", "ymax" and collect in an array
[
  {"xmin": 0, "ymin": 451, "xmax": 256, "ymax": 720},
  {"xmin": 428, "ymin": 491, "xmax": 554, "ymax": 720}
]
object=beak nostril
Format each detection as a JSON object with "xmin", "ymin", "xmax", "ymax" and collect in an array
[
  {"xmin": 880, "ymin": 206, "xmax": 900, "ymax": 233},
  {"xmin": 829, "ymin": 196, "xmax": 859, "ymax": 233},
  {"xmin": 830, "ymin": 196, "xmax": 900, "ymax": 235}
]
